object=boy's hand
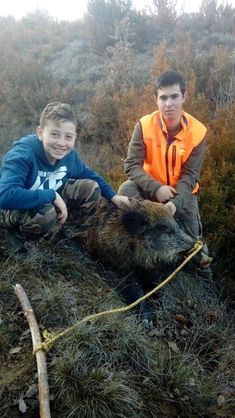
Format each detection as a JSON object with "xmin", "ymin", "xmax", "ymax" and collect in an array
[
  {"xmin": 54, "ymin": 192, "xmax": 68, "ymax": 224},
  {"xmin": 156, "ymin": 185, "xmax": 177, "ymax": 202},
  {"xmin": 111, "ymin": 195, "xmax": 131, "ymax": 209}
]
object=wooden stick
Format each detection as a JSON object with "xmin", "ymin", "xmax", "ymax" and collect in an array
[{"xmin": 14, "ymin": 284, "xmax": 51, "ymax": 418}]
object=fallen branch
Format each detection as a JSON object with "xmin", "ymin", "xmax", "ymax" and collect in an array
[{"xmin": 14, "ymin": 283, "xmax": 51, "ymax": 418}]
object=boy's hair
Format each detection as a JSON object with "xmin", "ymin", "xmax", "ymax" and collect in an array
[
  {"xmin": 154, "ymin": 71, "xmax": 186, "ymax": 96},
  {"xmin": 39, "ymin": 102, "xmax": 77, "ymax": 128}
]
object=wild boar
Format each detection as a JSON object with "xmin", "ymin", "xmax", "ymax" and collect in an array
[{"xmin": 85, "ymin": 198, "xmax": 211, "ymax": 327}]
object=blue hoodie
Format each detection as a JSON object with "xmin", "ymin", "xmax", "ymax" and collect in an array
[{"xmin": 0, "ymin": 134, "xmax": 116, "ymax": 210}]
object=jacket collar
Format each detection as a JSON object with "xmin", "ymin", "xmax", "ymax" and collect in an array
[{"xmin": 158, "ymin": 111, "xmax": 189, "ymax": 141}]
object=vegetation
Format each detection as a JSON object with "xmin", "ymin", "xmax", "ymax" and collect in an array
[
  {"xmin": 0, "ymin": 243, "xmax": 234, "ymax": 417},
  {"xmin": 0, "ymin": 0, "xmax": 234, "ymax": 416}
]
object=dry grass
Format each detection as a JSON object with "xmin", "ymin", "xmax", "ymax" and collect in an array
[{"xmin": 0, "ymin": 235, "xmax": 234, "ymax": 417}]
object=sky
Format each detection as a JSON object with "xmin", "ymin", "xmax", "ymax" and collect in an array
[{"xmin": 0, "ymin": 0, "xmax": 234, "ymax": 21}]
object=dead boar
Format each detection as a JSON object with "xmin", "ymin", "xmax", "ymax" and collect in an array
[{"xmin": 85, "ymin": 198, "xmax": 211, "ymax": 327}]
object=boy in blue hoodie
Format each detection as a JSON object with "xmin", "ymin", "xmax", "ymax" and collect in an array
[{"xmin": 0, "ymin": 101, "xmax": 130, "ymax": 252}]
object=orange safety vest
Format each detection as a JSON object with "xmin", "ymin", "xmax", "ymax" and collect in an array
[{"xmin": 140, "ymin": 110, "xmax": 207, "ymax": 194}]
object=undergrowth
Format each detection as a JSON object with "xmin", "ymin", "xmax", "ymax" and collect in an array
[{"xmin": 0, "ymin": 239, "xmax": 234, "ymax": 417}]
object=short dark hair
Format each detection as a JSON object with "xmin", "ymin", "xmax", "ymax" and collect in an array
[
  {"xmin": 39, "ymin": 102, "xmax": 77, "ymax": 129},
  {"xmin": 154, "ymin": 71, "xmax": 186, "ymax": 96}
]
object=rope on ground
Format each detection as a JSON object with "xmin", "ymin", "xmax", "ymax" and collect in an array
[{"xmin": 33, "ymin": 240, "xmax": 204, "ymax": 354}]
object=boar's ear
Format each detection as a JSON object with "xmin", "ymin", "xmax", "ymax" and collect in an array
[{"xmin": 121, "ymin": 210, "xmax": 149, "ymax": 235}]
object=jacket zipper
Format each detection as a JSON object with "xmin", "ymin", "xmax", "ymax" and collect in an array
[
  {"xmin": 172, "ymin": 145, "xmax": 176, "ymax": 177},
  {"xmin": 165, "ymin": 142, "xmax": 170, "ymax": 185}
]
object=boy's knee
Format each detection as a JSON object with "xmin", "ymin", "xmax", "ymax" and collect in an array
[
  {"xmin": 118, "ymin": 180, "xmax": 141, "ymax": 198},
  {"xmin": 21, "ymin": 204, "xmax": 57, "ymax": 236},
  {"xmin": 62, "ymin": 179, "xmax": 101, "ymax": 204},
  {"xmin": 82, "ymin": 180, "xmax": 101, "ymax": 201}
]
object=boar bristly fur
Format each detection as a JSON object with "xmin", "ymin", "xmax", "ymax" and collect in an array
[
  {"xmin": 84, "ymin": 198, "xmax": 201, "ymax": 328},
  {"xmin": 86, "ymin": 198, "xmax": 194, "ymax": 273}
]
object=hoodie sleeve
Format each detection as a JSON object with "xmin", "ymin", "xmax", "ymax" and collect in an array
[
  {"xmin": 69, "ymin": 152, "xmax": 116, "ymax": 200},
  {"xmin": 0, "ymin": 147, "xmax": 56, "ymax": 210}
]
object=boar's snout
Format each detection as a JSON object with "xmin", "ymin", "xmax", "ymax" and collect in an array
[
  {"xmin": 178, "ymin": 232, "xmax": 212, "ymax": 270},
  {"xmin": 184, "ymin": 246, "xmax": 212, "ymax": 270},
  {"xmin": 198, "ymin": 251, "xmax": 212, "ymax": 269}
]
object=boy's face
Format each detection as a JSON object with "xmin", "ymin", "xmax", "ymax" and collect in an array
[
  {"xmin": 37, "ymin": 120, "xmax": 77, "ymax": 165},
  {"xmin": 156, "ymin": 83, "xmax": 186, "ymax": 128}
]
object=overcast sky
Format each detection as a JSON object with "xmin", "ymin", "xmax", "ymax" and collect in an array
[{"xmin": 0, "ymin": 0, "xmax": 233, "ymax": 22}]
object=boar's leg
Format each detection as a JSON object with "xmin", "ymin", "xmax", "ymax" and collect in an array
[{"xmin": 118, "ymin": 275, "xmax": 154, "ymax": 329}]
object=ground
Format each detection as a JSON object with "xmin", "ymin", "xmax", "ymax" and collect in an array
[{"xmin": 0, "ymin": 228, "xmax": 234, "ymax": 417}]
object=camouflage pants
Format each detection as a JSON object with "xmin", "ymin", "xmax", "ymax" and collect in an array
[
  {"xmin": 1, "ymin": 179, "xmax": 101, "ymax": 244},
  {"xmin": 118, "ymin": 179, "xmax": 203, "ymax": 240}
]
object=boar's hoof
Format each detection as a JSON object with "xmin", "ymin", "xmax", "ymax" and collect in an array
[
  {"xmin": 142, "ymin": 317, "xmax": 154, "ymax": 330},
  {"xmin": 139, "ymin": 301, "xmax": 154, "ymax": 330}
]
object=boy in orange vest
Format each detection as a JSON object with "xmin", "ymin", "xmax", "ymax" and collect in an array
[{"xmin": 119, "ymin": 71, "xmax": 212, "ymax": 277}]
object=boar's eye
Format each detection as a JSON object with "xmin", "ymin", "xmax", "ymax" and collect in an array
[
  {"xmin": 121, "ymin": 210, "xmax": 149, "ymax": 236},
  {"xmin": 150, "ymin": 220, "xmax": 178, "ymax": 236}
]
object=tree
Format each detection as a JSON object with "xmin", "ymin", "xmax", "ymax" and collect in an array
[
  {"xmin": 83, "ymin": 0, "xmax": 132, "ymax": 53},
  {"xmin": 199, "ymin": 0, "xmax": 218, "ymax": 32},
  {"xmin": 216, "ymin": 2, "xmax": 235, "ymax": 35},
  {"xmin": 105, "ymin": 17, "xmax": 135, "ymax": 92},
  {"xmin": 152, "ymin": 0, "xmax": 178, "ymax": 30},
  {"xmin": 151, "ymin": 39, "xmax": 172, "ymax": 80}
]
